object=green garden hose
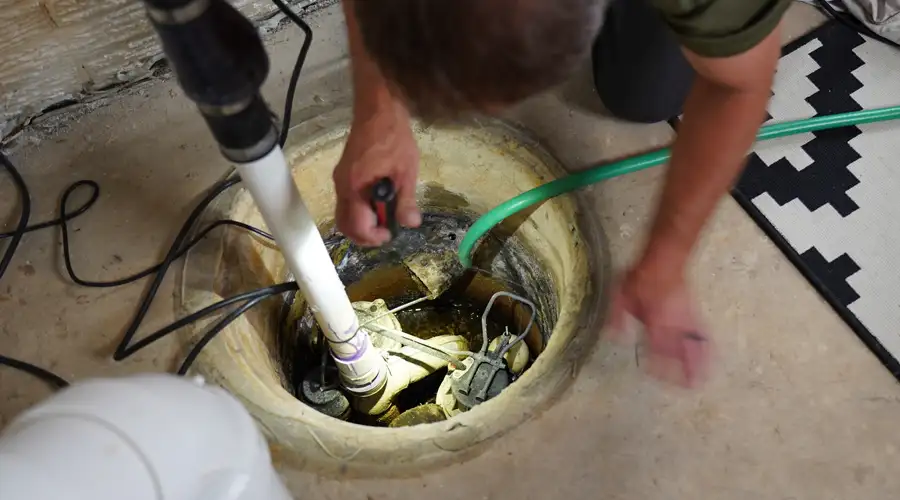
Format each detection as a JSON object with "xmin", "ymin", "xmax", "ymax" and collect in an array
[{"xmin": 457, "ymin": 105, "xmax": 900, "ymax": 268}]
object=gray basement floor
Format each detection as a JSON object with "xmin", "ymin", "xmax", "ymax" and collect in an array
[{"xmin": 2, "ymin": 3, "xmax": 899, "ymax": 499}]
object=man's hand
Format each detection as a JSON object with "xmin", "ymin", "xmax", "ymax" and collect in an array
[
  {"xmin": 608, "ymin": 253, "xmax": 710, "ymax": 388},
  {"xmin": 333, "ymin": 105, "xmax": 421, "ymax": 246}
]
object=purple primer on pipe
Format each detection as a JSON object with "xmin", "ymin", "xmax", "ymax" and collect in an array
[
  {"xmin": 327, "ymin": 320, "xmax": 369, "ymax": 362},
  {"xmin": 333, "ymin": 340, "xmax": 368, "ymax": 363}
]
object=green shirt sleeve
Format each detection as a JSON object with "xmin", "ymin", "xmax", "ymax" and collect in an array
[{"xmin": 650, "ymin": 0, "xmax": 792, "ymax": 57}]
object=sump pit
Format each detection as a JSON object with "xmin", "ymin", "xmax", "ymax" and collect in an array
[{"xmin": 177, "ymin": 111, "xmax": 609, "ymax": 476}]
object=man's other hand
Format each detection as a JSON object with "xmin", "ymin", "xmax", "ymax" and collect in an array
[{"xmin": 608, "ymin": 254, "xmax": 712, "ymax": 388}]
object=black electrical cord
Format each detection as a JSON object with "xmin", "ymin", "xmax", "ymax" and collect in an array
[
  {"xmin": 108, "ymin": 175, "xmax": 249, "ymax": 360},
  {"xmin": 0, "ymin": 0, "xmax": 315, "ymax": 388},
  {"xmin": 120, "ymin": 282, "xmax": 297, "ymax": 358},
  {"xmin": 0, "ymin": 155, "xmax": 295, "ymax": 386},
  {"xmin": 815, "ymin": 0, "xmax": 900, "ymax": 49},
  {"xmin": 55, "ymin": 179, "xmax": 272, "ymax": 288},
  {"xmin": 272, "ymin": 0, "xmax": 313, "ymax": 148},
  {"xmin": 0, "ymin": 181, "xmax": 97, "ymax": 238},
  {"xmin": 0, "ymin": 152, "xmax": 31, "ymax": 282},
  {"xmin": 0, "ymin": 354, "xmax": 69, "ymax": 389},
  {"xmin": 176, "ymin": 294, "xmax": 271, "ymax": 375}
]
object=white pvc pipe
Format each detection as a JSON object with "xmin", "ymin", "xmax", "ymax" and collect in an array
[
  {"xmin": 0, "ymin": 374, "xmax": 291, "ymax": 500},
  {"xmin": 234, "ymin": 146, "xmax": 385, "ymax": 393}
]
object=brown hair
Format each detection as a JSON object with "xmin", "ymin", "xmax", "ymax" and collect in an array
[{"xmin": 353, "ymin": 0, "xmax": 606, "ymax": 117}]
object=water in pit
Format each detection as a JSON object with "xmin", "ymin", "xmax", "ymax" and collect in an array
[{"xmin": 396, "ymin": 296, "xmax": 514, "ymax": 347}]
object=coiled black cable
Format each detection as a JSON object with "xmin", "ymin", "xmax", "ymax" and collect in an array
[
  {"xmin": 0, "ymin": 1, "xmax": 315, "ymax": 389},
  {"xmin": 0, "ymin": 149, "xmax": 297, "ymax": 388}
]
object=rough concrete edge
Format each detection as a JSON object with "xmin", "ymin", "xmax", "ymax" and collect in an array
[{"xmin": 0, "ymin": 0, "xmax": 339, "ymax": 150}]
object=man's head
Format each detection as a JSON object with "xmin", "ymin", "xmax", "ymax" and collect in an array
[{"xmin": 353, "ymin": 0, "xmax": 607, "ymax": 117}]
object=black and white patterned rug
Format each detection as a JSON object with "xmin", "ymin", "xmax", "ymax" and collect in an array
[{"xmin": 733, "ymin": 21, "xmax": 900, "ymax": 380}]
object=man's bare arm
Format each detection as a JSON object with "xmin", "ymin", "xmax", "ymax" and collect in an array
[
  {"xmin": 334, "ymin": 1, "xmax": 420, "ymax": 246},
  {"xmin": 610, "ymin": 27, "xmax": 781, "ymax": 387},
  {"xmin": 638, "ymin": 28, "xmax": 781, "ymax": 280},
  {"xmin": 342, "ymin": 1, "xmax": 401, "ymax": 121}
]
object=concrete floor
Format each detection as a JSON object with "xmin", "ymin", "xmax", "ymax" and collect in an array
[{"xmin": 2, "ymin": 3, "xmax": 899, "ymax": 498}]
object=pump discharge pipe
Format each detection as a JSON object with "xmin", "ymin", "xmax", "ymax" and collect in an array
[{"xmin": 141, "ymin": 0, "xmax": 386, "ymax": 395}]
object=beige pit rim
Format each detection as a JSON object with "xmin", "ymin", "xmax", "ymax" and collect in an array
[{"xmin": 176, "ymin": 108, "xmax": 610, "ymax": 477}]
